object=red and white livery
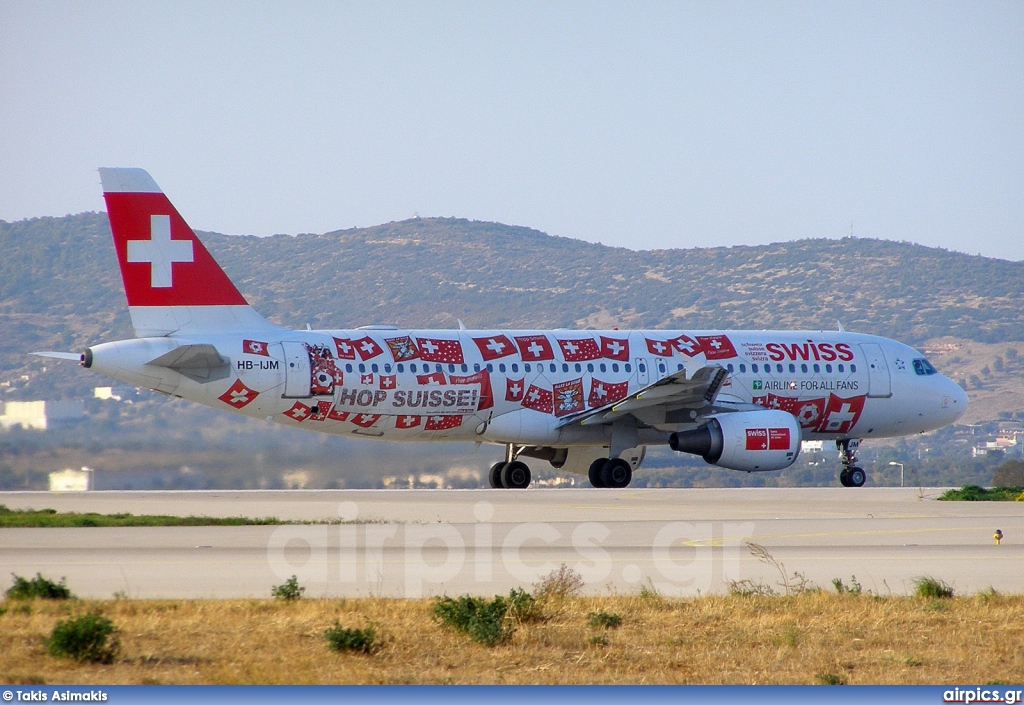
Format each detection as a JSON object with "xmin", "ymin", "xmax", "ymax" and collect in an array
[{"xmin": 36, "ymin": 169, "xmax": 968, "ymax": 489}]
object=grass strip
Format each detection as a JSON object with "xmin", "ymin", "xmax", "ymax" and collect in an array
[
  {"xmin": 0, "ymin": 504, "xmax": 356, "ymax": 528},
  {"xmin": 937, "ymin": 486, "xmax": 1024, "ymax": 501}
]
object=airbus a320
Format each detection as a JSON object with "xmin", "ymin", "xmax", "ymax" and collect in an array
[{"xmin": 35, "ymin": 169, "xmax": 968, "ymax": 489}]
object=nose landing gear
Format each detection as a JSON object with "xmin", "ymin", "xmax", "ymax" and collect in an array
[{"xmin": 837, "ymin": 438, "xmax": 866, "ymax": 487}]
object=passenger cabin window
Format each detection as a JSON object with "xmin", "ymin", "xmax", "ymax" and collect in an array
[
  {"xmin": 358, "ymin": 364, "xmax": 366, "ymax": 373},
  {"xmin": 789, "ymin": 364, "xmax": 796, "ymax": 373},
  {"xmin": 612, "ymin": 363, "xmax": 619, "ymax": 373},
  {"xmin": 913, "ymin": 358, "xmax": 938, "ymax": 376},
  {"xmin": 727, "ymin": 364, "xmax": 735, "ymax": 373},
  {"xmin": 397, "ymin": 364, "xmax": 404, "ymax": 373},
  {"xmin": 639, "ymin": 363, "xmax": 647, "ymax": 373},
  {"xmin": 562, "ymin": 364, "xmax": 569, "ymax": 372},
  {"xmin": 838, "ymin": 364, "xmax": 844, "ymax": 373},
  {"xmin": 511, "ymin": 364, "xmax": 519, "ymax": 373},
  {"xmin": 587, "ymin": 363, "xmax": 594, "ymax": 373},
  {"xmin": 345, "ymin": 364, "xmax": 353, "ymax": 373},
  {"xmin": 499, "ymin": 363, "xmax": 506, "ymax": 373},
  {"xmin": 851, "ymin": 364, "xmax": 857, "ymax": 373},
  {"xmin": 600, "ymin": 363, "xmax": 607, "ymax": 373},
  {"xmin": 575, "ymin": 363, "xmax": 582, "ymax": 373},
  {"xmin": 801, "ymin": 364, "xmax": 808, "ymax": 373},
  {"xmin": 625, "ymin": 363, "xmax": 632, "ymax": 372},
  {"xmin": 777, "ymin": 364, "xmax": 783, "ymax": 373},
  {"xmin": 739, "ymin": 364, "xmax": 746, "ymax": 373},
  {"xmin": 825, "ymin": 364, "xmax": 832, "ymax": 373},
  {"xmin": 812, "ymin": 363, "xmax": 820, "ymax": 373},
  {"xmin": 751, "ymin": 364, "xmax": 758, "ymax": 373}
]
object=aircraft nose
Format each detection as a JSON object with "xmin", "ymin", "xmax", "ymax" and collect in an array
[{"xmin": 941, "ymin": 376, "xmax": 969, "ymax": 422}]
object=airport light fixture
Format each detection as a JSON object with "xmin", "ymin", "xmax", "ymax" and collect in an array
[{"xmin": 889, "ymin": 461, "xmax": 905, "ymax": 487}]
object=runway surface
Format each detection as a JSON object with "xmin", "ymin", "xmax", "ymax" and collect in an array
[{"xmin": 1, "ymin": 488, "xmax": 1021, "ymax": 598}]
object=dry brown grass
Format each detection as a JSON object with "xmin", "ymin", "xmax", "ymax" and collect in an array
[{"xmin": 2, "ymin": 592, "xmax": 1023, "ymax": 685}]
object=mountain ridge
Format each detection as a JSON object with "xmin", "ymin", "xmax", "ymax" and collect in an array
[{"xmin": 3, "ymin": 211, "xmax": 1023, "ymax": 403}]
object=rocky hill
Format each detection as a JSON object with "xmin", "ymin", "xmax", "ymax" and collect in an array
[{"xmin": 2, "ymin": 212, "xmax": 1023, "ymax": 418}]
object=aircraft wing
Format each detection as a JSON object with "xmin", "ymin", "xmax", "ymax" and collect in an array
[{"xmin": 558, "ymin": 364, "xmax": 729, "ymax": 427}]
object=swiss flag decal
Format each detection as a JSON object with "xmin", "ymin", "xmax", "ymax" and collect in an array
[
  {"xmin": 505, "ymin": 377, "xmax": 525, "ymax": 402},
  {"xmin": 333, "ymin": 337, "xmax": 356, "ymax": 360},
  {"xmin": 645, "ymin": 338, "xmax": 673, "ymax": 357},
  {"xmin": 599, "ymin": 336, "xmax": 629, "ymax": 361},
  {"xmin": 219, "ymin": 379, "xmax": 259, "ymax": 409},
  {"xmin": 243, "ymin": 340, "xmax": 269, "ymax": 357},
  {"xmin": 473, "ymin": 335, "xmax": 516, "ymax": 361},
  {"xmin": 284, "ymin": 402, "xmax": 312, "ymax": 422},
  {"xmin": 379, "ymin": 374, "xmax": 397, "ymax": 390},
  {"xmin": 669, "ymin": 334, "xmax": 701, "ymax": 357},
  {"xmin": 353, "ymin": 336, "xmax": 384, "ymax": 360},
  {"xmin": 396, "ymin": 415, "xmax": 422, "ymax": 429},
  {"xmin": 521, "ymin": 384, "xmax": 554, "ymax": 414},
  {"xmin": 416, "ymin": 338, "xmax": 464, "ymax": 364},
  {"xmin": 426, "ymin": 415, "xmax": 463, "ymax": 431},
  {"xmin": 557, "ymin": 338, "xmax": 601, "ymax": 362},
  {"xmin": 351, "ymin": 413, "xmax": 381, "ymax": 428},
  {"xmin": 588, "ymin": 378, "xmax": 628, "ymax": 407},
  {"xmin": 417, "ymin": 371, "xmax": 447, "ymax": 385},
  {"xmin": 696, "ymin": 335, "xmax": 738, "ymax": 360},
  {"xmin": 514, "ymin": 335, "xmax": 555, "ymax": 361}
]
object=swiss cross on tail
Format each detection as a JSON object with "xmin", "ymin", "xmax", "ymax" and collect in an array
[{"xmin": 100, "ymin": 168, "xmax": 247, "ymax": 307}]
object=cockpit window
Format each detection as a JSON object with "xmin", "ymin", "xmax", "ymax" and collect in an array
[{"xmin": 912, "ymin": 358, "xmax": 937, "ymax": 376}]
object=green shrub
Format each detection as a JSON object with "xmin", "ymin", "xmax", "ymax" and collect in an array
[
  {"xmin": 433, "ymin": 592, "xmax": 523, "ymax": 646},
  {"xmin": 323, "ymin": 622, "xmax": 379, "ymax": 654},
  {"xmin": 587, "ymin": 610, "xmax": 622, "ymax": 629},
  {"xmin": 6, "ymin": 573, "xmax": 73, "ymax": 600},
  {"xmin": 271, "ymin": 575, "xmax": 305, "ymax": 601},
  {"xmin": 912, "ymin": 576, "xmax": 954, "ymax": 599},
  {"xmin": 817, "ymin": 672, "xmax": 847, "ymax": 685},
  {"xmin": 832, "ymin": 576, "xmax": 862, "ymax": 595},
  {"xmin": 47, "ymin": 613, "xmax": 120, "ymax": 663}
]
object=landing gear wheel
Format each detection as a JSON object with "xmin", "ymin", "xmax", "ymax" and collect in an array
[
  {"xmin": 600, "ymin": 458, "xmax": 632, "ymax": 489},
  {"xmin": 839, "ymin": 470, "xmax": 852, "ymax": 487},
  {"xmin": 588, "ymin": 458, "xmax": 607, "ymax": 488},
  {"xmin": 489, "ymin": 462, "xmax": 506, "ymax": 489},
  {"xmin": 847, "ymin": 467, "xmax": 866, "ymax": 487},
  {"xmin": 501, "ymin": 460, "xmax": 531, "ymax": 489}
]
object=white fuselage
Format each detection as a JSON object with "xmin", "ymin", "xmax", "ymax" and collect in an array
[{"xmin": 86, "ymin": 327, "xmax": 968, "ymax": 451}]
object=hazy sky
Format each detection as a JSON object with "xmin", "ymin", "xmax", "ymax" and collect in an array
[{"xmin": 2, "ymin": 1, "xmax": 1022, "ymax": 260}]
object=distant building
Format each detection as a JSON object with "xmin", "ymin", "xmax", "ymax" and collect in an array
[
  {"xmin": 49, "ymin": 466, "xmax": 94, "ymax": 492},
  {"xmin": 0, "ymin": 400, "xmax": 85, "ymax": 430},
  {"xmin": 93, "ymin": 386, "xmax": 137, "ymax": 401}
]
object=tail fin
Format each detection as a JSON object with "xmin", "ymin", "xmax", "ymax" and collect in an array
[{"xmin": 99, "ymin": 168, "xmax": 277, "ymax": 337}]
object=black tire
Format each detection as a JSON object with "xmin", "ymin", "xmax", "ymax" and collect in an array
[
  {"xmin": 600, "ymin": 458, "xmax": 632, "ymax": 489},
  {"xmin": 839, "ymin": 470, "xmax": 851, "ymax": 487},
  {"xmin": 489, "ymin": 462, "xmax": 506, "ymax": 489},
  {"xmin": 501, "ymin": 460, "xmax": 531, "ymax": 489},
  {"xmin": 588, "ymin": 458, "xmax": 607, "ymax": 488},
  {"xmin": 848, "ymin": 467, "xmax": 866, "ymax": 487}
]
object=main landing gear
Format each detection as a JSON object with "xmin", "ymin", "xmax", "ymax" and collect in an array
[
  {"xmin": 489, "ymin": 445, "xmax": 532, "ymax": 489},
  {"xmin": 837, "ymin": 438, "xmax": 866, "ymax": 487},
  {"xmin": 588, "ymin": 457, "xmax": 632, "ymax": 489}
]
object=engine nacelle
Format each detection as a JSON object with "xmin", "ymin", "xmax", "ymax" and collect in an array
[{"xmin": 669, "ymin": 409, "xmax": 801, "ymax": 472}]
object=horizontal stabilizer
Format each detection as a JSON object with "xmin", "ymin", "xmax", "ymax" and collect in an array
[
  {"xmin": 147, "ymin": 344, "xmax": 230, "ymax": 382},
  {"xmin": 30, "ymin": 351, "xmax": 83, "ymax": 361}
]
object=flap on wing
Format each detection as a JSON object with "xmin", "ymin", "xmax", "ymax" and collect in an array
[
  {"xmin": 559, "ymin": 365, "xmax": 728, "ymax": 427},
  {"xmin": 147, "ymin": 344, "xmax": 230, "ymax": 382}
]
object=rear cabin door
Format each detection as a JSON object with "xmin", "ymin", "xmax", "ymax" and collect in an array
[
  {"xmin": 859, "ymin": 342, "xmax": 892, "ymax": 398},
  {"xmin": 281, "ymin": 341, "xmax": 312, "ymax": 398}
]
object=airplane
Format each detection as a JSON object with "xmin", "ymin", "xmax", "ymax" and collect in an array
[{"xmin": 35, "ymin": 168, "xmax": 968, "ymax": 489}]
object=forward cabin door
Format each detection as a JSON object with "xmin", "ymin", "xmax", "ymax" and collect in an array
[
  {"xmin": 859, "ymin": 342, "xmax": 892, "ymax": 398},
  {"xmin": 280, "ymin": 341, "xmax": 312, "ymax": 398}
]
